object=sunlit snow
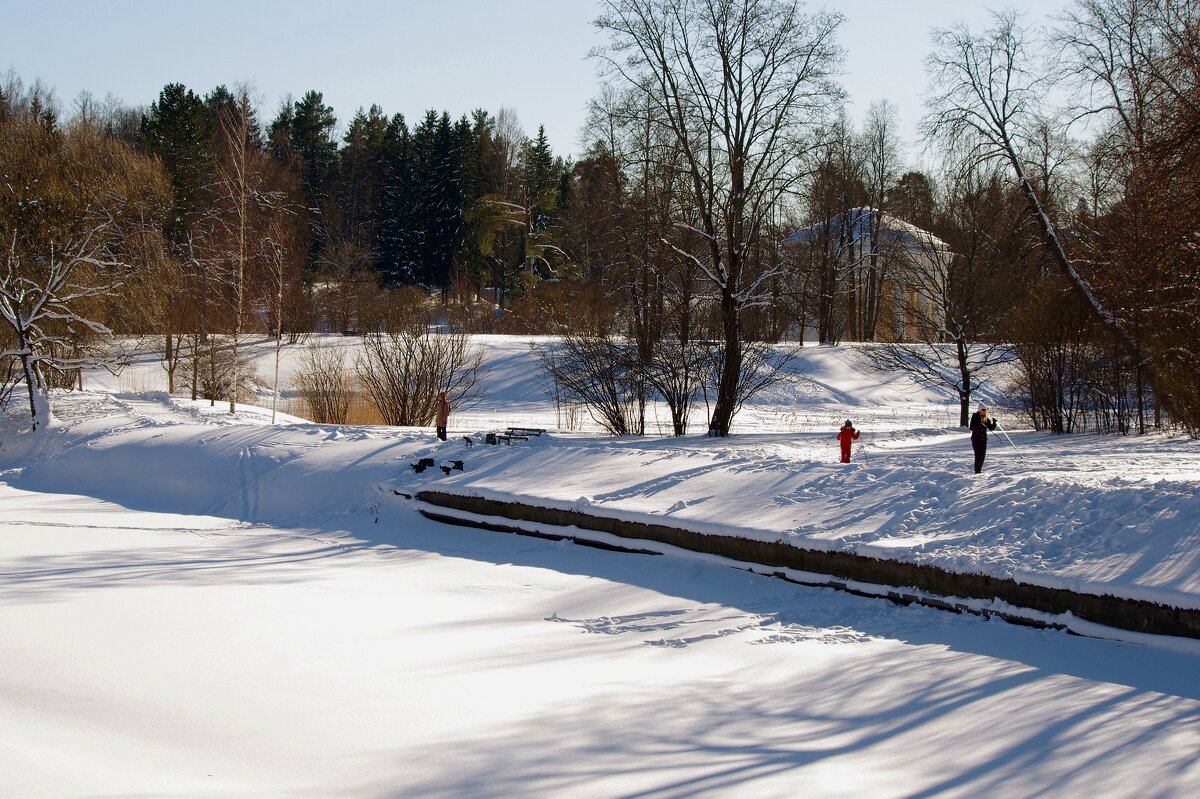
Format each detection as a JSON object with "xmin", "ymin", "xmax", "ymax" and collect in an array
[{"xmin": 2, "ymin": 335, "xmax": 1198, "ymax": 796}]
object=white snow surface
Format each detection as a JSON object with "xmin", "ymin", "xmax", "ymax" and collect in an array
[{"xmin": 2, "ymin": 335, "xmax": 1200, "ymax": 796}]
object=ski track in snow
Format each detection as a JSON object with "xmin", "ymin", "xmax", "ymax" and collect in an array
[{"xmin": 543, "ymin": 608, "xmax": 877, "ymax": 648}]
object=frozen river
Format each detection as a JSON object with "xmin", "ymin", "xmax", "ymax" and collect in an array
[{"xmin": 3, "ymin": 483, "xmax": 1198, "ymax": 797}]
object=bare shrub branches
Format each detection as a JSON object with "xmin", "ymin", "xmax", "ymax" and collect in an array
[
  {"xmin": 292, "ymin": 342, "xmax": 353, "ymax": 424},
  {"xmin": 538, "ymin": 334, "xmax": 645, "ymax": 436},
  {"xmin": 355, "ymin": 330, "xmax": 484, "ymax": 427}
]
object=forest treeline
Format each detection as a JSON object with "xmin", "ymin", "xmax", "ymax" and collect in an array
[{"xmin": 2, "ymin": 0, "xmax": 1199, "ymax": 436}]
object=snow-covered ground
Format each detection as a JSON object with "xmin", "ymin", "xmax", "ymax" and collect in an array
[
  {"xmin": 43, "ymin": 335, "xmax": 1200, "ymax": 610},
  {"xmin": 3, "ymin": 335, "xmax": 1200, "ymax": 796}
]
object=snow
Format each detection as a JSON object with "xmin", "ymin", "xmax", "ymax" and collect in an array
[{"xmin": 3, "ymin": 334, "xmax": 1200, "ymax": 795}]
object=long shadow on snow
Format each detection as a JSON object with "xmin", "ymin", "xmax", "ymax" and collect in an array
[
  {"xmin": 345, "ymin": 507, "xmax": 1200, "ymax": 798},
  {"xmin": 328, "ymin": 593, "xmax": 1200, "ymax": 798}
]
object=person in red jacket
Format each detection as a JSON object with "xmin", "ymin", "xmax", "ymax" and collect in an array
[
  {"xmin": 837, "ymin": 419, "xmax": 859, "ymax": 463},
  {"xmin": 435, "ymin": 391, "xmax": 450, "ymax": 441}
]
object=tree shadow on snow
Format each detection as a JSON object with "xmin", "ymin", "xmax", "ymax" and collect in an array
[
  {"xmin": 327, "ymin": 637, "xmax": 1200, "ymax": 798},
  {"xmin": 385, "ymin": 505, "xmax": 1200, "ymax": 705}
]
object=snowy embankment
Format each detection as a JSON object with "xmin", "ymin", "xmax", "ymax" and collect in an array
[
  {"xmin": 432, "ymin": 427, "xmax": 1200, "ymax": 614},
  {"xmin": 5, "ymin": 334, "xmax": 1200, "ymax": 615}
]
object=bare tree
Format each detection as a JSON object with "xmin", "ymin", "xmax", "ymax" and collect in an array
[
  {"xmin": 644, "ymin": 300, "xmax": 708, "ymax": 435},
  {"xmin": 1, "ymin": 226, "xmax": 119, "ymax": 428},
  {"xmin": 924, "ymin": 10, "xmax": 1158, "ymax": 392},
  {"xmin": 178, "ymin": 228, "xmax": 225, "ymax": 403},
  {"xmin": 581, "ymin": 80, "xmax": 710, "ymax": 434},
  {"xmin": 1053, "ymin": 0, "xmax": 1200, "ymax": 431},
  {"xmin": 538, "ymin": 332, "xmax": 645, "ymax": 435},
  {"xmin": 263, "ymin": 209, "xmax": 300, "ymax": 423},
  {"xmin": 855, "ymin": 100, "xmax": 904, "ymax": 340},
  {"xmin": 860, "ymin": 163, "xmax": 1021, "ymax": 426},
  {"xmin": 795, "ymin": 112, "xmax": 861, "ymax": 344},
  {"xmin": 211, "ymin": 87, "xmax": 281, "ymax": 414},
  {"xmin": 315, "ymin": 238, "xmax": 374, "ymax": 333},
  {"xmin": 174, "ymin": 335, "xmax": 261, "ymax": 405},
  {"xmin": 594, "ymin": 0, "xmax": 842, "ymax": 436},
  {"xmin": 698, "ymin": 338, "xmax": 794, "ymax": 425}
]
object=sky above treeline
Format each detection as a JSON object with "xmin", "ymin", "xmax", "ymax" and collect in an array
[{"xmin": 5, "ymin": 1, "xmax": 1063, "ymax": 160}]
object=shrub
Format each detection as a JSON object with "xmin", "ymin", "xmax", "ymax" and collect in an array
[
  {"xmin": 292, "ymin": 343, "xmax": 354, "ymax": 424},
  {"xmin": 355, "ymin": 330, "xmax": 484, "ymax": 427}
]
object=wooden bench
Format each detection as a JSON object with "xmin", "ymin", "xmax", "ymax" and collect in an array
[
  {"xmin": 505, "ymin": 427, "xmax": 546, "ymax": 437},
  {"xmin": 484, "ymin": 428, "xmax": 547, "ymax": 446}
]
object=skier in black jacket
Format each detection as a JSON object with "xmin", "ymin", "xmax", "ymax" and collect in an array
[{"xmin": 969, "ymin": 405, "xmax": 998, "ymax": 474}]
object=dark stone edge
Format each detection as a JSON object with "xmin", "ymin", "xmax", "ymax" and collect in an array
[{"xmin": 417, "ymin": 489, "xmax": 1200, "ymax": 641}]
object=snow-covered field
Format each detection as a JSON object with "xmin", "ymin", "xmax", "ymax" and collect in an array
[{"xmin": 3, "ymin": 335, "xmax": 1200, "ymax": 796}]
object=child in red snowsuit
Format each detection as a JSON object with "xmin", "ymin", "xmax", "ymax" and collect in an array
[{"xmin": 837, "ymin": 420, "xmax": 859, "ymax": 463}]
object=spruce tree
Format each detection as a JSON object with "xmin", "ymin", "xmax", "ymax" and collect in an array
[
  {"xmin": 206, "ymin": 85, "xmax": 263, "ymax": 151},
  {"xmin": 141, "ymin": 83, "xmax": 215, "ymax": 244},
  {"xmin": 429, "ymin": 112, "xmax": 463, "ymax": 296},
  {"xmin": 269, "ymin": 90, "xmax": 337, "ymax": 262},
  {"xmin": 338, "ymin": 104, "xmax": 389, "ymax": 251},
  {"xmin": 411, "ymin": 111, "xmax": 439, "ymax": 286},
  {"xmin": 520, "ymin": 125, "xmax": 567, "ymax": 281},
  {"xmin": 376, "ymin": 113, "xmax": 419, "ymax": 285}
]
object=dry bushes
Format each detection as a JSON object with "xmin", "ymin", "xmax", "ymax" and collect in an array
[
  {"xmin": 355, "ymin": 329, "xmax": 485, "ymax": 427},
  {"xmin": 291, "ymin": 343, "xmax": 354, "ymax": 424}
]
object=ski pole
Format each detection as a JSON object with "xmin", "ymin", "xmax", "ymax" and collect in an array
[{"xmin": 995, "ymin": 420, "xmax": 1025, "ymax": 460}]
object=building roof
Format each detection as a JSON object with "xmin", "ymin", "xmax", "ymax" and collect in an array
[{"xmin": 787, "ymin": 207, "xmax": 950, "ymax": 254}]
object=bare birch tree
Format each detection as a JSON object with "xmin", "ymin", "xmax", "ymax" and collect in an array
[{"xmin": 212, "ymin": 88, "xmax": 262, "ymax": 414}]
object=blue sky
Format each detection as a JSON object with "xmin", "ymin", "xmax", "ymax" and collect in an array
[{"xmin": 4, "ymin": 1, "xmax": 1062, "ymax": 159}]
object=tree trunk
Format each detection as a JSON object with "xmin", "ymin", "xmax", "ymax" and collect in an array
[
  {"xmin": 165, "ymin": 334, "xmax": 175, "ymax": 394},
  {"xmin": 709, "ymin": 290, "xmax": 742, "ymax": 436},
  {"xmin": 956, "ymin": 337, "xmax": 972, "ymax": 427},
  {"xmin": 19, "ymin": 349, "xmax": 41, "ymax": 433}
]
